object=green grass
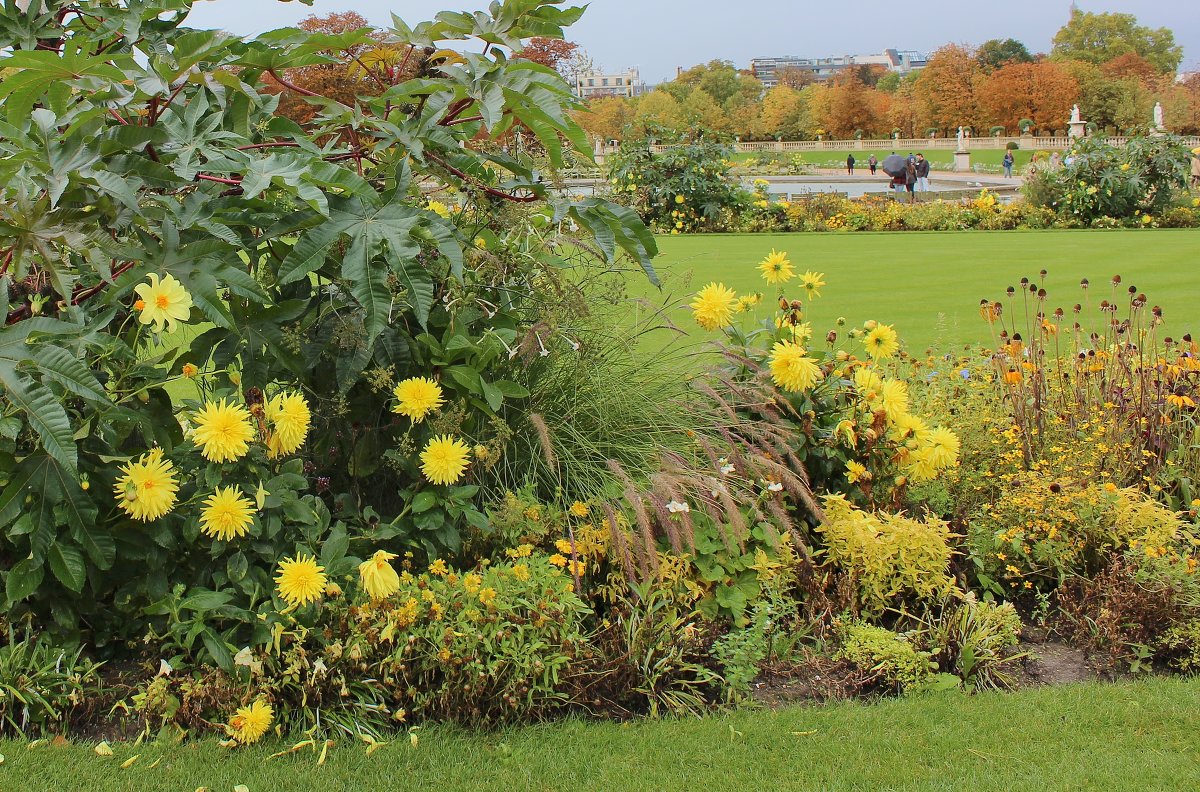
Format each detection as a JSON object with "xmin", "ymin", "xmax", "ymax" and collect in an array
[
  {"xmin": 638, "ymin": 229, "xmax": 1200, "ymax": 352},
  {"xmin": 7, "ymin": 678, "xmax": 1200, "ymax": 791},
  {"xmin": 734, "ymin": 148, "xmax": 1037, "ymax": 172}
]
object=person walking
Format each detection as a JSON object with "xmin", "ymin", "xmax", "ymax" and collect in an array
[
  {"xmin": 915, "ymin": 153, "xmax": 930, "ymax": 192},
  {"xmin": 904, "ymin": 159, "xmax": 917, "ymax": 203},
  {"xmin": 868, "ymin": 154, "xmax": 878, "ymax": 175},
  {"xmin": 846, "ymin": 154, "xmax": 855, "ymax": 175},
  {"xmin": 1002, "ymin": 150, "xmax": 1015, "ymax": 178},
  {"xmin": 1192, "ymin": 148, "xmax": 1200, "ymax": 187}
]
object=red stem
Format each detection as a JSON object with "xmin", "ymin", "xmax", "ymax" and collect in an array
[
  {"xmin": 235, "ymin": 141, "xmax": 299, "ymax": 150},
  {"xmin": 445, "ymin": 115, "xmax": 483, "ymax": 127},
  {"xmin": 107, "ymin": 108, "xmax": 128, "ymax": 125},
  {"xmin": 426, "ymin": 152, "xmax": 539, "ymax": 203},
  {"xmin": 196, "ymin": 174, "xmax": 242, "ymax": 186},
  {"xmin": 268, "ymin": 69, "xmax": 321, "ymax": 98}
]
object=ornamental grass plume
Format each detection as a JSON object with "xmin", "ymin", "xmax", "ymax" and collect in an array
[
  {"xmin": 757, "ymin": 249, "xmax": 794, "ymax": 285},
  {"xmin": 359, "ymin": 550, "xmax": 401, "ymax": 600},
  {"xmin": 133, "ymin": 273, "xmax": 192, "ymax": 333},
  {"xmin": 192, "ymin": 398, "xmax": 255, "ymax": 463},
  {"xmin": 768, "ymin": 340, "xmax": 823, "ymax": 393},
  {"xmin": 265, "ymin": 391, "xmax": 311, "ymax": 458},
  {"xmin": 420, "ymin": 435, "xmax": 471, "ymax": 485},
  {"xmin": 862, "ymin": 323, "xmax": 900, "ymax": 360},
  {"xmin": 392, "ymin": 377, "xmax": 444, "ymax": 422},
  {"xmin": 690, "ymin": 282, "xmax": 738, "ymax": 331},
  {"xmin": 228, "ymin": 699, "xmax": 273, "ymax": 745},
  {"xmin": 275, "ymin": 554, "xmax": 326, "ymax": 608},
  {"xmin": 199, "ymin": 486, "xmax": 255, "ymax": 541},
  {"xmin": 114, "ymin": 448, "xmax": 179, "ymax": 521}
]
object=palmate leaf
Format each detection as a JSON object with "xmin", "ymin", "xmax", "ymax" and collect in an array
[
  {"xmin": 554, "ymin": 198, "xmax": 661, "ymax": 286},
  {"xmin": 0, "ymin": 44, "xmax": 130, "ymax": 125},
  {"xmin": 0, "ymin": 362, "xmax": 77, "ymax": 473}
]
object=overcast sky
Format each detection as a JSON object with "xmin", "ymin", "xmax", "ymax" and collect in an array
[{"xmin": 189, "ymin": 0, "xmax": 1199, "ymax": 84}]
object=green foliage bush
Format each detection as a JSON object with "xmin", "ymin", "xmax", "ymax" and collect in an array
[
  {"xmin": 834, "ymin": 622, "xmax": 935, "ymax": 694},
  {"xmin": 0, "ymin": 624, "xmax": 103, "ymax": 736}
]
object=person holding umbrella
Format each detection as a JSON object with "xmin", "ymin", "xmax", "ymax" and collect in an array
[{"xmin": 881, "ymin": 153, "xmax": 908, "ymax": 196}]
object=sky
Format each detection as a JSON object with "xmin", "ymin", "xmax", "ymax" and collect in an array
[{"xmin": 189, "ymin": 0, "xmax": 1200, "ymax": 84}]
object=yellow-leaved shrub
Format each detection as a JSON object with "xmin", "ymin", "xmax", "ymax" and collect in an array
[{"xmin": 818, "ymin": 495, "xmax": 958, "ymax": 613}]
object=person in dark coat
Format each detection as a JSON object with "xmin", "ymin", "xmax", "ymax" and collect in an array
[
  {"xmin": 904, "ymin": 160, "xmax": 917, "ymax": 203},
  {"xmin": 846, "ymin": 154, "xmax": 855, "ymax": 175},
  {"xmin": 914, "ymin": 153, "xmax": 930, "ymax": 192}
]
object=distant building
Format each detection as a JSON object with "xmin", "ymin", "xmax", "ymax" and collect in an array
[
  {"xmin": 750, "ymin": 49, "xmax": 927, "ymax": 88},
  {"xmin": 575, "ymin": 68, "xmax": 646, "ymax": 99}
]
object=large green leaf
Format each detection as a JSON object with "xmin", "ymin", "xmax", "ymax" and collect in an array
[
  {"xmin": 48, "ymin": 542, "xmax": 87, "ymax": 593},
  {"xmin": 0, "ymin": 363, "xmax": 77, "ymax": 473}
]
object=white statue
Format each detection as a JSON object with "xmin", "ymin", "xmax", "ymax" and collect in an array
[
  {"xmin": 956, "ymin": 126, "xmax": 964, "ymax": 149},
  {"xmin": 1070, "ymin": 104, "xmax": 1081, "ymax": 124},
  {"xmin": 1153, "ymin": 102, "xmax": 1164, "ymax": 130}
]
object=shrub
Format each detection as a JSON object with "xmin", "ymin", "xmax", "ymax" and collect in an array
[
  {"xmin": 819, "ymin": 495, "xmax": 958, "ymax": 614},
  {"xmin": 926, "ymin": 595, "xmax": 1025, "ymax": 691},
  {"xmin": 1158, "ymin": 620, "xmax": 1200, "ymax": 672},
  {"xmin": 834, "ymin": 622, "xmax": 935, "ymax": 694}
]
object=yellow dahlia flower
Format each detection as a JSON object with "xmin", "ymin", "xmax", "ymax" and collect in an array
[
  {"xmin": 905, "ymin": 447, "xmax": 939, "ymax": 483},
  {"xmin": 192, "ymin": 399, "xmax": 254, "ymax": 463},
  {"xmin": 690, "ymin": 282, "xmax": 738, "ymax": 331},
  {"xmin": 420, "ymin": 435, "xmax": 471, "ymax": 485},
  {"xmin": 757, "ymin": 250, "xmax": 794, "ymax": 285},
  {"xmin": 114, "ymin": 448, "xmax": 179, "ymax": 522},
  {"xmin": 768, "ymin": 340, "xmax": 823, "ymax": 393},
  {"xmin": 134, "ymin": 273, "xmax": 192, "ymax": 333},
  {"xmin": 392, "ymin": 377, "xmax": 444, "ymax": 423},
  {"xmin": 199, "ymin": 486, "xmax": 255, "ymax": 542},
  {"xmin": 923, "ymin": 426, "xmax": 961, "ymax": 470},
  {"xmin": 863, "ymin": 324, "xmax": 900, "ymax": 360},
  {"xmin": 265, "ymin": 391, "xmax": 311, "ymax": 458},
  {"xmin": 228, "ymin": 699, "xmax": 273, "ymax": 745},
  {"xmin": 874, "ymin": 379, "xmax": 910, "ymax": 424},
  {"xmin": 275, "ymin": 553, "xmax": 326, "ymax": 608},
  {"xmin": 359, "ymin": 549, "xmax": 401, "ymax": 600}
]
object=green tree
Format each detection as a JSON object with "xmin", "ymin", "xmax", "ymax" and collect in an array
[
  {"xmin": 756, "ymin": 86, "xmax": 808, "ymax": 139},
  {"xmin": 632, "ymin": 90, "xmax": 685, "ymax": 134},
  {"xmin": 683, "ymin": 88, "xmax": 730, "ymax": 133},
  {"xmin": 976, "ymin": 38, "xmax": 1033, "ymax": 70},
  {"xmin": 1052, "ymin": 10, "xmax": 1183, "ymax": 74}
]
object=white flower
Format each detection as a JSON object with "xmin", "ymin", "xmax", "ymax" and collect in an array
[
  {"xmin": 717, "ymin": 457, "xmax": 735, "ymax": 475},
  {"xmin": 766, "ymin": 481, "xmax": 783, "ymax": 493},
  {"xmin": 666, "ymin": 500, "xmax": 690, "ymax": 514},
  {"xmin": 313, "ymin": 659, "xmax": 328, "ymax": 676},
  {"xmin": 157, "ymin": 659, "xmax": 173, "ymax": 677}
]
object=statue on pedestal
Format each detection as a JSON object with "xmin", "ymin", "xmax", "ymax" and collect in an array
[
  {"xmin": 1070, "ymin": 104, "xmax": 1081, "ymax": 124},
  {"xmin": 1153, "ymin": 102, "xmax": 1164, "ymax": 130},
  {"xmin": 956, "ymin": 126, "xmax": 965, "ymax": 150}
]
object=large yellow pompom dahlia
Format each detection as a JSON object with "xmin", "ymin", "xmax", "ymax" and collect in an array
[
  {"xmin": 359, "ymin": 549, "xmax": 401, "ymax": 600},
  {"xmin": 874, "ymin": 379, "xmax": 910, "ymax": 424},
  {"xmin": 114, "ymin": 448, "xmax": 179, "ymax": 521},
  {"xmin": 133, "ymin": 273, "xmax": 193, "ymax": 333},
  {"xmin": 392, "ymin": 377, "xmax": 444, "ymax": 423},
  {"xmin": 690, "ymin": 282, "xmax": 738, "ymax": 331},
  {"xmin": 923, "ymin": 426, "xmax": 961, "ymax": 470},
  {"xmin": 420, "ymin": 435, "xmax": 471, "ymax": 485},
  {"xmin": 199, "ymin": 486, "xmax": 255, "ymax": 542},
  {"xmin": 265, "ymin": 391, "xmax": 311, "ymax": 459},
  {"xmin": 274, "ymin": 553, "xmax": 326, "ymax": 608},
  {"xmin": 862, "ymin": 323, "xmax": 900, "ymax": 360},
  {"xmin": 768, "ymin": 340, "xmax": 823, "ymax": 393},
  {"xmin": 228, "ymin": 699, "xmax": 273, "ymax": 745},
  {"xmin": 757, "ymin": 250, "xmax": 794, "ymax": 285},
  {"xmin": 192, "ymin": 398, "xmax": 255, "ymax": 463}
]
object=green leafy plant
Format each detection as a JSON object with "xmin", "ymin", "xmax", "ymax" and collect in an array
[{"xmin": 0, "ymin": 623, "xmax": 103, "ymax": 736}]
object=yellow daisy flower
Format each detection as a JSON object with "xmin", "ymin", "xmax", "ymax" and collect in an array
[
  {"xmin": 192, "ymin": 398, "xmax": 254, "ymax": 463},
  {"xmin": 265, "ymin": 391, "xmax": 311, "ymax": 459},
  {"xmin": 690, "ymin": 282, "xmax": 738, "ymax": 331},
  {"xmin": 199, "ymin": 486, "xmax": 255, "ymax": 542},
  {"xmin": 228, "ymin": 699, "xmax": 273, "ymax": 745},
  {"xmin": 275, "ymin": 553, "xmax": 326, "ymax": 608},
  {"xmin": 768, "ymin": 340, "xmax": 823, "ymax": 393},
  {"xmin": 799, "ymin": 270, "xmax": 826, "ymax": 298},
  {"xmin": 392, "ymin": 377, "xmax": 444, "ymax": 422},
  {"xmin": 420, "ymin": 435, "xmax": 470, "ymax": 485},
  {"xmin": 114, "ymin": 448, "xmax": 179, "ymax": 522},
  {"xmin": 757, "ymin": 249, "xmax": 794, "ymax": 285},
  {"xmin": 862, "ymin": 324, "xmax": 899, "ymax": 360}
]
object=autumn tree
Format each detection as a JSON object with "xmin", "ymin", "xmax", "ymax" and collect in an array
[
  {"xmin": 575, "ymin": 96, "xmax": 632, "ymax": 141},
  {"xmin": 755, "ymin": 85, "xmax": 808, "ymax": 139},
  {"xmin": 517, "ymin": 36, "xmax": 579, "ymax": 76},
  {"xmin": 979, "ymin": 60, "xmax": 1078, "ymax": 133},
  {"xmin": 1100, "ymin": 53, "xmax": 1161, "ymax": 89},
  {"xmin": 776, "ymin": 66, "xmax": 816, "ymax": 90},
  {"xmin": 682, "ymin": 89, "xmax": 731, "ymax": 133},
  {"xmin": 823, "ymin": 72, "xmax": 878, "ymax": 138},
  {"xmin": 1052, "ymin": 10, "xmax": 1182, "ymax": 74},
  {"xmin": 271, "ymin": 12, "xmax": 414, "ymax": 125},
  {"xmin": 631, "ymin": 90, "xmax": 684, "ymax": 135},
  {"xmin": 887, "ymin": 81, "xmax": 921, "ymax": 138},
  {"xmin": 976, "ymin": 38, "xmax": 1033, "ymax": 70},
  {"xmin": 913, "ymin": 44, "xmax": 983, "ymax": 132}
]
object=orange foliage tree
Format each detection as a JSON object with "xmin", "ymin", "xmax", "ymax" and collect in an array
[
  {"xmin": 823, "ymin": 72, "xmax": 878, "ymax": 138},
  {"xmin": 517, "ymin": 36, "xmax": 579, "ymax": 75},
  {"xmin": 979, "ymin": 60, "xmax": 1079, "ymax": 133},
  {"xmin": 913, "ymin": 44, "xmax": 983, "ymax": 133}
]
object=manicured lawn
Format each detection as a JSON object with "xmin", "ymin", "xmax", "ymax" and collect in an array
[
  {"xmin": 8, "ymin": 678, "xmax": 1200, "ymax": 791},
  {"xmin": 639, "ymin": 229, "xmax": 1200, "ymax": 352},
  {"xmin": 734, "ymin": 148, "xmax": 1038, "ymax": 173}
]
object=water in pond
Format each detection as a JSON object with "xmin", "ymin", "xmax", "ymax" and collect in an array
[{"xmin": 759, "ymin": 180, "xmax": 978, "ymax": 199}]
